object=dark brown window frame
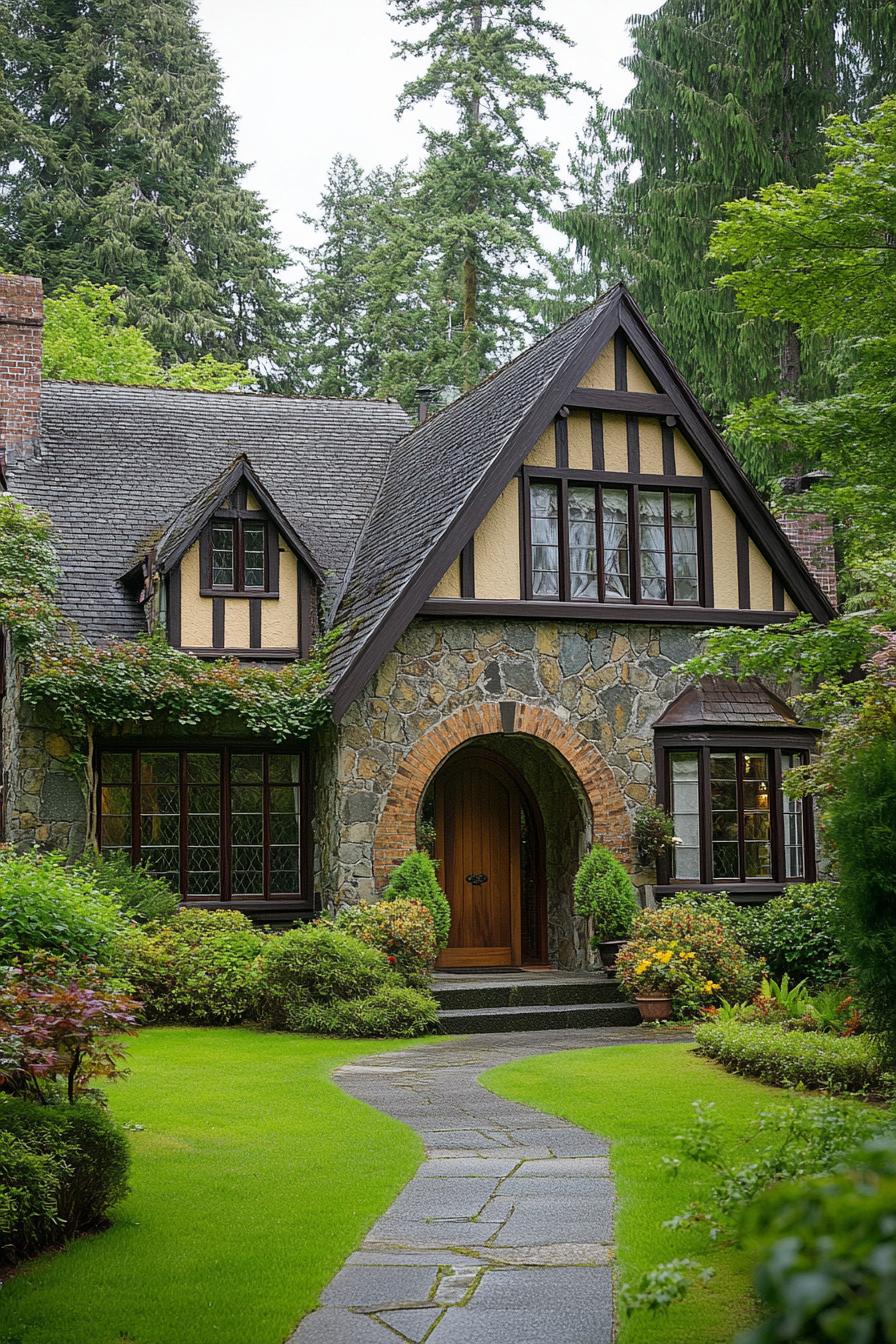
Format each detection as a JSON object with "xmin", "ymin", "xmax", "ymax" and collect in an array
[
  {"xmin": 522, "ymin": 466, "xmax": 709, "ymax": 607},
  {"xmin": 97, "ymin": 741, "xmax": 313, "ymax": 909},
  {"xmin": 654, "ymin": 731, "xmax": 817, "ymax": 898}
]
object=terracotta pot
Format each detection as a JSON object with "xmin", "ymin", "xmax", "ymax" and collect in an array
[
  {"xmin": 635, "ymin": 993, "xmax": 673, "ymax": 1022},
  {"xmin": 596, "ymin": 938, "xmax": 627, "ymax": 973}
]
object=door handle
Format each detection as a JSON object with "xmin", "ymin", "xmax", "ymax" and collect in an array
[{"xmin": 465, "ymin": 872, "xmax": 488, "ymax": 886}]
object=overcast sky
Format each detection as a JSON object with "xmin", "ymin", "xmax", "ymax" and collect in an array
[{"xmin": 194, "ymin": 0, "xmax": 661, "ymax": 258}]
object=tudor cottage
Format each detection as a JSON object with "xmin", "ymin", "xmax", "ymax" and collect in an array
[{"xmin": 0, "ymin": 275, "xmax": 836, "ymax": 969}]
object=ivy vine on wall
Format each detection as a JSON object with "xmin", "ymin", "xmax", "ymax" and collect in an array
[{"xmin": 0, "ymin": 496, "xmax": 61, "ymax": 655}]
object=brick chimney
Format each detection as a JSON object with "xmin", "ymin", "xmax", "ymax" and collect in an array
[
  {"xmin": 777, "ymin": 472, "xmax": 838, "ymax": 608},
  {"xmin": 0, "ymin": 275, "xmax": 44, "ymax": 469}
]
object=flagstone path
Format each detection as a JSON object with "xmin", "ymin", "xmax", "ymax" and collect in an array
[{"xmin": 288, "ymin": 1025, "xmax": 666, "ymax": 1344}]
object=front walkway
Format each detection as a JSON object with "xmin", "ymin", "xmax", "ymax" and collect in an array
[{"xmin": 289, "ymin": 1026, "xmax": 661, "ymax": 1344}]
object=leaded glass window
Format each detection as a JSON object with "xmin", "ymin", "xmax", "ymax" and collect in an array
[
  {"xmin": 602, "ymin": 488, "xmax": 630, "ymax": 599},
  {"xmin": 212, "ymin": 523, "xmax": 235, "ymax": 588},
  {"xmin": 530, "ymin": 482, "xmax": 560, "ymax": 597},
  {"xmin": 568, "ymin": 486, "xmax": 598, "ymax": 599}
]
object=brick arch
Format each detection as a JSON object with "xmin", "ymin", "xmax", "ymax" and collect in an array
[{"xmin": 372, "ymin": 702, "xmax": 630, "ymax": 888}]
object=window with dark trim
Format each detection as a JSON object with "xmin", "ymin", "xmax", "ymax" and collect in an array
[
  {"xmin": 99, "ymin": 747, "xmax": 306, "ymax": 903},
  {"xmin": 662, "ymin": 745, "xmax": 814, "ymax": 887},
  {"xmin": 528, "ymin": 480, "xmax": 700, "ymax": 604},
  {"xmin": 208, "ymin": 518, "xmax": 267, "ymax": 593}
]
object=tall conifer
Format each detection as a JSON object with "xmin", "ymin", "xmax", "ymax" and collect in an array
[{"xmin": 0, "ymin": 0, "xmax": 296, "ymax": 373}]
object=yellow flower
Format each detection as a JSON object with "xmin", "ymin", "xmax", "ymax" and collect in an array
[
  {"xmin": 657, "ymin": 950, "xmax": 673, "ymax": 964},
  {"xmin": 680, "ymin": 951, "xmax": 696, "ymax": 960},
  {"xmin": 635, "ymin": 960, "xmax": 651, "ymax": 975},
  {"xmin": 703, "ymin": 980, "xmax": 721, "ymax": 993}
]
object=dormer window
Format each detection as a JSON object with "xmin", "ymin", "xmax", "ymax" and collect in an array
[{"xmin": 211, "ymin": 519, "xmax": 267, "ymax": 592}]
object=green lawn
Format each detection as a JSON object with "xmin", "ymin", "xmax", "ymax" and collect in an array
[
  {"xmin": 0, "ymin": 1027, "xmax": 427, "ymax": 1344},
  {"xmin": 483, "ymin": 1041, "xmax": 790, "ymax": 1344}
]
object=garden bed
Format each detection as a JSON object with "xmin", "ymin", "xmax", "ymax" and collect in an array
[{"xmin": 693, "ymin": 1018, "xmax": 886, "ymax": 1096}]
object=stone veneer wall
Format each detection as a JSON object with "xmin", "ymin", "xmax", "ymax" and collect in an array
[
  {"xmin": 1, "ymin": 661, "xmax": 86, "ymax": 854},
  {"xmin": 322, "ymin": 616, "xmax": 697, "ymax": 918}
]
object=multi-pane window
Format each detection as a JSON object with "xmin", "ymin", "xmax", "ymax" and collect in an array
[
  {"xmin": 528, "ymin": 482, "xmax": 699, "ymax": 605},
  {"xmin": 99, "ymin": 747, "xmax": 304, "ymax": 902},
  {"xmin": 666, "ymin": 746, "xmax": 812, "ymax": 885},
  {"xmin": 208, "ymin": 519, "xmax": 267, "ymax": 592}
]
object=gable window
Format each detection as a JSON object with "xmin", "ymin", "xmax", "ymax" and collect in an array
[
  {"xmin": 208, "ymin": 518, "xmax": 267, "ymax": 593},
  {"xmin": 527, "ymin": 480, "xmax": 700, "ymax": 605},
  {"xmin": 662, "ymin": 745, "xmax": 815, "ymax": 888},
  {"xmin": 99, "ymin": 746, "xmax": 307, "ymax": 904}
]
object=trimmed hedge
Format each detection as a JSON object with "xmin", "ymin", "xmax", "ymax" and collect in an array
[
  {"xmin": 694, "ymin": 1019, "xmax": 885, "ymax": 1096},
  {"xmin": 289, "ymin": 985, "xmax": 439, "ymax": 1038},
  {"xmin": 0, "ymin": 1130, "xmax": 61, "ymax": 1261},
  {"xmin": 258, "ymin": 926, "xmax": 390, "ymax": 1030}
]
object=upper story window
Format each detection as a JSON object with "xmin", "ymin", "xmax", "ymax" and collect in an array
[
  {"xmin": 528, "ymin": 480, "xmax": 700, "ymax": 605},
  {"xmin": 210, "ymin": 518, "xmax": 267, "ymax": 593}
]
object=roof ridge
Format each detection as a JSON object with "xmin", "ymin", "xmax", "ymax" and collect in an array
[{"xmin": 42, "ymin": 379, "xmax": 405, "ymax": 408}]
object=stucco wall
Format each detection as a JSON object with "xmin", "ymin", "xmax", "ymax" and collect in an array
[{"xmin": 178, "ymin": 532, "xmax": 301, "ymax": 651}]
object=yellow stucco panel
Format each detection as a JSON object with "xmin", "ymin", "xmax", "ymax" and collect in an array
[
  {"xmin": 567, "ymin": 411, "xmax": 592, "ymax": 470},
  {"xmin": 602, "ymin": 413, "xmax": 628, "ymax": 472},
  {"xmin": 224, "ymin": 598, "xmax": 250, "ymax": 647},
  {"xmin": 262, "ymin": 546, "xmax": 300, "ymax": 647},
  {"xmin": 431, "ymin": 555, "xmax": 461, "ymax": 599},
  {"xmin": 578, "ymin": 339, "xmax": 615, "ymax": 389},
  {"xmin": 626, "ymin": 348, "xmax": 656, "ymax": 392},
  {"xmin": 784, "ymin": 591, "xmax": 797, "ymax": 612},
  {"xmin": 474, "ymin": 478, "xmax": 521, "ymax": 599},
  {"xmin": 638, "ymin": 418, "xmax": 663, "ymax": 475},
  {"xmin": 524, "ymin": 424, "xmax": 556, "ymax": 468},
  {"xmin": 748, "ymin": 539, "xmax": 774, "ymax": 610},
  {"xmin": 245, "ymin": 488, "xmax": 261, "ymax": 511},
  {"xmin": 178, "ymin": 542, "xmax": 213, "ymax": 646},
  {"xmin": 674, "ymin": 430, "xmax": 703, "ymax": 476},
  {"xmin": 711, "ymin": 491, "xmax": 739, "ymax": 608}
]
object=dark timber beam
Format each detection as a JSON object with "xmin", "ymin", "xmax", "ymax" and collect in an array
[{"xmin": 566, "ymin": 388, "xmax": 677, "ymax": 415}]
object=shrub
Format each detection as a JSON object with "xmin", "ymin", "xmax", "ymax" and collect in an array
[
  {"xmin": 259, "ymin": 925, "xmax": 389, "ymax": 1030},
  {"xmin": 75, "ymin": 850, "xmax": 178, "ymax": 924},
  {"xmin": 0, "ymin": 1129, "xmax": 61, "ymax": 1261},
  {"xmin": 694, "ymin": 1019, "xmax": 885, "ymax": 1095},
  {"xmin": 381, "ymin": 852, "xmax": 451, "ymax": 949},
  {"xmin": 633, "ymin": 804, "xmax": 677, "ymax": 867},
  {"xmin": 292, "ymin": 985, "xmax": 440, "ymax": 1039},
  {"xmin": 739, "ymin": 1135, "xmax": 896, "ymax": 1344},
  {"xmin": 0, "ymin": 957, "xmax": 139, "ymax": 1103},
  {"xmin": 616, "ymin": 904, "xmax": 758, "ymax": 1018},
  {"xmin": 828, "ymin": 738, "xmax": 896, "ymax": 1069},
  {"xmin": 118, "ymin": 909, "xmax": 265, "ymax": 1025},
  {"xmin": 663, "ymin": 890, "xmax": 760, "ymax": 948},
  {"xmin": 747, "ymin": 884, "xmax": 850, "ymax": 990},
  {"xmin": 0, "ymin": 1097, "xmax": 129, "ymax": 1237},
  {"xmin": 573, "ymin": 844, "xmax": 639, "ymax": 944},
  {"xmin": 335, "ymin": 900, "xmax": 437, "ymax": 987},
  {"xmin": 0, "ymin": 850, "xmax": 122, "ymax": 963}
]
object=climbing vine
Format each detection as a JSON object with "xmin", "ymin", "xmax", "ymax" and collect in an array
[{"xmin": 0, "ymin": 496, "xmax": 61, "ymax": 654}]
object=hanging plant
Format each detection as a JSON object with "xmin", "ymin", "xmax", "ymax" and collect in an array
[{"xmin": 634, "ymin": 804, "xmax": 679, "ymax": 867}]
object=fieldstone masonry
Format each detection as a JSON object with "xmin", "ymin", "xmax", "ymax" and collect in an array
[
  {"xmin": 315, "ymin": 615, "xmax": 695, "ymax": 962},
  {"xmin": 1, "ymin": 664, "xmax": 86, "ymax": 855}
]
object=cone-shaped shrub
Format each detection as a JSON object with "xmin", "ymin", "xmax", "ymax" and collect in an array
[
  {"xmin": 573, "ymin": 844, "xmax": 638, "ymax": 945},
  {"xmin": 381, "ymin": 852, "xmax": 451, "ymax": 949}
]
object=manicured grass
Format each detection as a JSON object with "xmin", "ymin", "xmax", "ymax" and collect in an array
[
  {"xmin": 0, "ymin": 1028, "xmax": 427, "ymax": 1344},
  {"xmin": 482, "ymin": 1042, "xmax": 792, "ymax": 1344}
]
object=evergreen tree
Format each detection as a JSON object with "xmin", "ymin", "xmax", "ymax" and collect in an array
[
  {"xmin": 556, "ymin": 1, "xmax": 896, "ymax": 436},
  {"xmin": 390, "ymin": 0, "xmax": 586, "ymax": 389},
  {"xmin": 0, "ymin": 0, "xmax": 297, "ymax": 375}
]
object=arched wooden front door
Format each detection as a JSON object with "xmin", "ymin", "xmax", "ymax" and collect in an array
[{"xmin": 433, "ymin": 748, "xmax": 544, "ymax": 969}]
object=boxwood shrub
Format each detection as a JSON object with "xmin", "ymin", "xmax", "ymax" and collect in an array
[
  {"xmin": 694, "ymin": 1019, "xmax": 885, "ymax": 1095},
  {"xmin": 258, "ymin": 925, "xmax": 390, "ymax": 1030},
  {"xmin": 0, "ymin": 1130, "xmax": 61, "ymax": 1261}
]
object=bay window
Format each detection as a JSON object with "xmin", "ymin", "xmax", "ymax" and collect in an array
[{"xmin": 99, "ymin": 746, "xmax": 307, "ymax": 904}]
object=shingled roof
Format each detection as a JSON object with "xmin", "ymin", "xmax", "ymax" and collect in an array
[
  {"xmin": 653, "ymin": 677, "xmax": 801, "ymax": 730},
  {"xmin": 8, "ymin": 382, "xmax": 410, "ymax": 642}
]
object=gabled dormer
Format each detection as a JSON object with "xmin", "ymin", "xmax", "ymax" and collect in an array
[{"xmin": 143, "ymin": 456, "xmax": 323, "ymax": 659}]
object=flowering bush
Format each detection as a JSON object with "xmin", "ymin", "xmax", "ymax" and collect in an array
[
  {"xmin": 116, "ymin": 909, "xmax": 266, "ymax": 1024},
  {"xmin": 381, "ymin": 852, "xmax": 451, "ymax": 948},
  {"xmin": 0, "ymin": 956, "xmax": 139, "ymax": 1104},
  {"xmin": 334, "ymin": 899, "xmax": 437, "ymax": 987},
  {"xmin": 0, "ymin": 850, "xmax": 123, "ymax": 964},
  {"xmin": 616, "ymin": 904, "xmax": 759, "ymax": 1018}
]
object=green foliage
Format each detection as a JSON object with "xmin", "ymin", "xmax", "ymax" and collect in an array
[
  {"xmin": 44, "ymin": 284, "xmax": 252, "ymax": 391},
  {"xmin": 634, "ymin": 805, "xmax": 678, "ymax": 868},
  {"xmin": 663, "ymin": 890, "xmax": 760, "ymax": 949},
  {"xmin": 0, "ymin": 1127, "xmax": 61, "ymax": 1261},
  {"xmin": 0, "ymin": 1, "xmax": 298, "ymax": 375},
  {"xmin": 258, "ymin": 925, "xmax": 390, "ymax": 1031},
  {"xmin": 0, "ymin": 850, "xmax": 122, "ymax": 963},
  {"xmin": 0, "ymin": 1097, "xmax": 129, "ymax": 1240},
  {"xmin": 746, "ymin": 886, "xmax": 850, "ymax": 989},
  {"xmin": 75, "ymin": 851, "xmax": 178, "ymax": 925},
  {"xmin": 289, "ymin": 985, "xmax": 440, "ymax": 1039},
  {"xmin": 616, "ymin": 904, "xmax": 759, "ymax": 1018},
  {"xmin": 0, "ymin": 494, "xmax": 60, "ymax": 654},
  {"xmin": 572, "ymin": 843, "xmax": 639, "ymax": 943},
  {"xmin": 117, "ymin": 909, "xmax": 265, "ymax": 1025},
  {"xmin": 381, "ymin": 851, "xmax": 451, "ymax": 949},
  {"xmin": 739, "ymin": 1134, "xmax": 896, "ymax": 1344},
  {"xmin": 694, "ymin": 1019, "xmax": 885, "ymax": 1095},
  {"xmin": 828, "ymin": 738, "xmax": 896, "ymax": 1071},
  {"xmin": 334, "ymin": 899, "xmax": 437, "ymax": 988},
  {"xmin": 23, "ymin": 629, "xmax": 336, "ymax": 743}
]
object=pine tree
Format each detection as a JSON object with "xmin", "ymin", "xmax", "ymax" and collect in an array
[
  {"xmin": 556, "ymin": 1, "xmax": 896, "ymax": 435},
  {"xmin": 389, "ymin": 0, "xmax": 586, "ymax": 390},
  {"xmin": 0, "ymin": 0, "xmax": 297, "ymax": 375}
]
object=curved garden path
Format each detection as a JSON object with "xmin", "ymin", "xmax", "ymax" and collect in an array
[{"xmin": 288, "ymin": 1025, "xmax": 662, "ymax": 1344}]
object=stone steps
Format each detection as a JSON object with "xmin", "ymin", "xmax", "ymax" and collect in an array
[
  {"xmin": 433, "ymin": 977, "xmax": 622, "ymax": 1010},
  {"xmin": 433, "ymin": 972, "xmax": 640, "ymax": 1033},
  {"xmin": 438, "ymin": 1000, "xmax": 641, "ymax": 1033}
]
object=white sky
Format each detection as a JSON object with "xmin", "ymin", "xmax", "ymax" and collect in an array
[{"xmin": 194, "ymin": 0, "xmax": 661, "ymax": 258}]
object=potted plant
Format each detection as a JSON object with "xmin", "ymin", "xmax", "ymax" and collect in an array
[
  {"xmin": 633, "ymin": 804, "xmax": 679, "ymax": 868},
  {"xmin": 620, "ymin": 950, "xmax": 677, "ymax": 1021},
  {"xmin": 573, "ymin": 844, "xmax": 639, "ymax": 972}
]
